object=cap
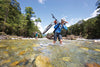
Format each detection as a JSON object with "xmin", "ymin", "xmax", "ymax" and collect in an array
[{"xmin": 61, "ymin": 18, "xmax": 66, "ymax": 21}]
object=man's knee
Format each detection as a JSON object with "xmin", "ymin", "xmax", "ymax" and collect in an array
[{"xmin": 58, "ymin": 35, "xmax": 62, "ymax": 41}]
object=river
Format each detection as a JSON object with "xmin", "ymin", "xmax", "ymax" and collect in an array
[{"xmin": 0, "ymin": 39, "xmax": 100, "ymax": 67}]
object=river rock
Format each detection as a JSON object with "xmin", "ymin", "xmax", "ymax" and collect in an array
[
  {"xmin": 0, "ymin": 35, "xmax": 23, "ymax": 40},
  {"xmin": 35, "ymin": 55, "xmax": 53, "ymax": 67},
  {"xmin": 85, "ymin": 63, "xmax": 100, "ymax": 67},
  {"xmin": 46, "ymin": 34, "xmax": 54, "ymax": 40},
  {"xmin": 66, "ymin": 35, "xmax": 80, "ymax": 40}
]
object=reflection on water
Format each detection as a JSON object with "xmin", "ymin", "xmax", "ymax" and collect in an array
[{"xmin": 0, "ymin": 39, "xmax": 100, "ymax": 67}]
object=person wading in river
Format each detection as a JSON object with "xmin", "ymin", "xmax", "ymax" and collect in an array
[
  {"xmin": 35, "ymin": 32, "xmax": 38, "ymax": 39},
  {"xmin": 53, "ymin": 18, "xmax": 68, "ymax": 45}
]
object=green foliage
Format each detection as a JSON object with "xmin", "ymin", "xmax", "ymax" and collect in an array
[
  {"xmin": 61, "ymin": 29, "xmax": 67, "ymax": 37},
  {"xmin": 61, "ymin": 1, "xmax": 100, "ymax": 38},
  {"xmin": 0, "ymin": 0, "xmax": 42, "ymax": 37},
  {"xmin": 67, "ymin": 15, "xmax": 100, "ymax": 39},
  {"xmin": 65, "ymin": 0, "xmax": 100, "ymax": 39},
  {"xmin": 96, "ymin": 0, "xmax": 100, "ymax": 9},
  {"xmin": 35, "ymin": 17, "xmax": 41, "ymax": 26},
  {"xmin": 0, "ymin": 0, "xmax": 21, "ymax": 34},
  {"xmin": 25, "ymin": 7, "xmax": 34, "ymax": 20},
  {"xmin": 25, "ymin": 7, "xmax": 42, "ymax": 37}
]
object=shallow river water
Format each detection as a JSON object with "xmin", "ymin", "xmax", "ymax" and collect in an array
[{"xmin": 0, "ymin": 39, "xmax": 100, "ymax": 67}]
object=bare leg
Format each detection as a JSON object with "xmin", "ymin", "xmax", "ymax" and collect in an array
[
  {"xmin": 53, "ymin": 41, "xmax": 56, "ymax": 44},
  {"xmin": 35, "ymin": 37, "xmax": 38, "ymax": 40},
  {"xmin": 36, "ymin": 37, "xmax": 38, "ymax": 40},
  {"xmin": 60, "ymin": 40, "xmax": 62, "ymax": 44}
]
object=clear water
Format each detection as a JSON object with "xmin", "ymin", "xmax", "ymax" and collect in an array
[{"xmin": 0, "ymin": 39, "xmax": 100, "ymax": 67}]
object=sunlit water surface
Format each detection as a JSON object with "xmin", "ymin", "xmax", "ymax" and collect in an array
[{"xmin": 0, "ymin": 39, "xmax": 100, "ymax": 67}]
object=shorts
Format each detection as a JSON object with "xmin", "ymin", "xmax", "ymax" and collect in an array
[{"xmin": 54, "ymin": 32, "xmax": 62, "ymax": 41}]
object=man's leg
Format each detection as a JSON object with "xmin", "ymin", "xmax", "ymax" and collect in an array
[
  {"xmin": 58, "ymin": 34, "xmax": 62, "ymax": 44},
  {"xmin": 60, "ymin": 39, "xmax": 62, "ymax": 44},
  {"xmin": 53, "ymin": 41, "xmax": 56, "ymax": 44},
  {"xmin": 53, "ymin": 33, "xmax": 57, "ymax": 44}
]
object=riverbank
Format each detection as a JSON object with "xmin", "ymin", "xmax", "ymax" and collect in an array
[
  {"xmin": 46, "ymin": 34, "xmax": 100, "ymax": 42},
  {"xmin": 0, "ymin": 35, "xmax": 47, "ymax": 40},
  {"xmin": 0, "ymin": 35, "xmax": 23, "ymax": 40},
  {"xmin": 0, "ymin": 35, "xmax": 100, "ymax": 43}
]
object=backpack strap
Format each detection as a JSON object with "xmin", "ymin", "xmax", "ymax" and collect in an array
[{"xmin": 53, "ymin": 23, "xmax": 60, "ymax": 33}]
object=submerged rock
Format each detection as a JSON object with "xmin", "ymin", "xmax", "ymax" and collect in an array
[
  {"xmin": 85, "ymin": 63, "xmax": 100, "ymax": 67},
  {"xmin": 94, "ymin": 49, "xmax": 100, "ymax": 52},
  {"xmin": 32, "ymin": 44, "xmax": 40, "ymax": 47},
  {"xmin": 0, "ymin": 59, "xmax": 11, "ymax": 66},
  {"xmin": 10, "ymin": 61, "xmax": 19, "ymax": 66},
  {"xmin": 80, "ymin": 47, "xmax": 89, "ymax": 51},
  {"xmin": 35, "ymin": 55, "xmax": 53, "ymax": 67},
  {"xmin": 0, "ymin": 44, "xmax": 8, "ymax": 48},
  {"xmin": 18, "ymin": 51, "xmax": 26, "ymax": 55},
  {"xmin": 62, "ymin": 57, "xmax": 71, "ymax": 62},
  {"xmin": 46, "ymin": 34, "xmax": 54, "ymax": 40}
]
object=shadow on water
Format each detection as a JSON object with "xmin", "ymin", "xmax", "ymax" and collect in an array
[{"xmin": 0, "ymin": 39, "xmax": 100, "ymax": 67}]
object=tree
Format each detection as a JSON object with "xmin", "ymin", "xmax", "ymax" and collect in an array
[
  {"xmin": 35, "ymin": 18, "xmax": 41, "ymax": 26},
  {"xmin": 25, "ymin": 7, "xmax": 34, "ymax": 20},
  {"xmin": 0, "ymin": 0, "xmax": 10, "ymax": 33},
  {"xmin": 25, "ymin": 7, "xmax": 41, "ymax": 37},
  {"xmin": 96, "ymin": 0, "xmax": 100, "ymax": 9},
  {"xmin": 96, "ymin": 0, "xmax": 100, "ymax": 15},
  {"xmin": 0, "ymin": 0, "xmax": 21, "ymax": 35},
  {"xmin": 0, "ymin": 0, "xmax": 42, "ymax": 37},
  {"xmin": 25, "ymin": 7, "xmax": 35, "ymax": 36}
]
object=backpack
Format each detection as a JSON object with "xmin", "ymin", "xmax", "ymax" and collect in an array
[{"xmin": 53, "ymin": 23, "xmax": 60, "ymax": 33}]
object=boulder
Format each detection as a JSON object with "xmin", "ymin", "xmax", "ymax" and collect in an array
[
  {"xmin": 85, "ymin": 63, "xmax": 100, "ymax": 67},
  {"xmin": 66, "ymin": 35, "xmax": 81, "ymax": 40},
  {"xmin": 35, "ymin": 55, "xmax": 53, "ymax": 67},
  {"xmin": 46, "ymin": 34, "xmax": 54, "ymax": 40},
  {"xmin": 66, "ymin": 35, "xmax": 76, "ymax": 40}
]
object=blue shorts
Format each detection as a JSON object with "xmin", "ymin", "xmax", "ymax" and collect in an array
[{"xmin": 54, "ymin": 32, "xmax": 62, "ymax": 41}]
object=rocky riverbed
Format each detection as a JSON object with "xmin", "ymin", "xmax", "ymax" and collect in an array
[
  {"xmin": 0, "ymin": 39, "xmax": 100, "ymax": 67},
  {"xmin": 0, "ymin": 35, "xmax": 23, "ymax": 40}
]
